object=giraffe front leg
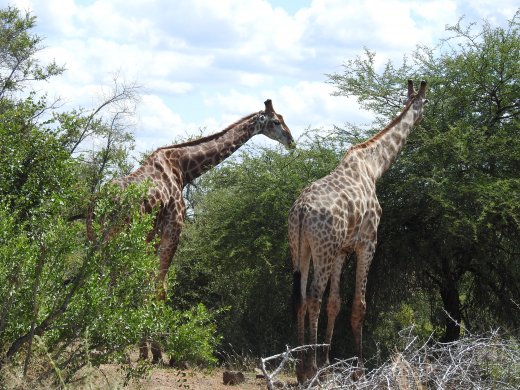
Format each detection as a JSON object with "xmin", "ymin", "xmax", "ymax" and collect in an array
[
  {"xmin": 151, "ymin": 232, "xmax": 181, "ymax": 364},
  {"xmin": 156, "ymin": 233, "xmax": 178, "ymax": 301},
  {"xmin": 138, "ymin": 337, "xmax": 162, "ymax": 365},
  {"xmin": 150, "ymin": 203, "xmax": 184, "ymax": 364},
  {"xmin": 138, "ymin": 337, "xmax": 149, "ymax": 360},
  {"xmin": 155, "ymin": 202, "xmax": 183, "ymax": 300},
  {"xmin": 158, "ymin": 203, "xmax": 185, "ymax": 365}
]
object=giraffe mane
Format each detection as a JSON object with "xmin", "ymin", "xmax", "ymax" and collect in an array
[
  {"xmin": 350, "ymin": 94, "xmax": 417, "ymax": 151},
  {"xmin": 155, "ymin": 112, "xmax": 259, "ymax": 151}
]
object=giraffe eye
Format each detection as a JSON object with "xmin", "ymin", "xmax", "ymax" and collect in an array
[{"xmin": 273, "ymin": 120, "xmax": 280, "ymax": 126}]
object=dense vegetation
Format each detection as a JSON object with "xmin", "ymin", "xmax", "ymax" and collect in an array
[
  {"xmin": 0, "ymin": 7, "xmax": 217, "ymax": 387},
  {"xmin": 0, "ymin": 4, "xmax": 519, "ymax": 388}
]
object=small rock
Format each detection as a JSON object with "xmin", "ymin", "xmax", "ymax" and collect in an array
[
  {"xmin": 223, "ymin": 370, "xmax": 245, "ymax": 385},
  {"xmin": 254, "ymin": 368, "xmax": 265, "ymax": 379}
]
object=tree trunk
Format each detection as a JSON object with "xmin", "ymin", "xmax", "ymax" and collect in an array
[{"xmin": 440, "ymin": 274, "xmax": 461, "ymax": 343}]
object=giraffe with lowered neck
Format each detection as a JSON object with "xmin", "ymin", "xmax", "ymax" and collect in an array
[
  {"xmin": 88, "ymin": 99, "xmax": 295, "ymax": 363},
  {"xmin": 289, "ymin": 80, "xmax": 427, "ymax": 382}
]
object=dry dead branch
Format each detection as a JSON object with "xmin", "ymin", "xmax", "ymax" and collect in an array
[
  {"xmin": 260, "ymin": 344, "xmax": 329, "ymax": 390},
  {"xmin": 261, "ymin": 328, "xmax": 520, "ymax": 389}
]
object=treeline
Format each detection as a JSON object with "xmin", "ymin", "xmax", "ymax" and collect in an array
[{"xmin": 1, "ymin": 4, "xmax": 519, "ymax": 388}]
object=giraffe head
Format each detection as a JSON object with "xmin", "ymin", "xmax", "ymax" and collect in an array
[
  {"xmin": 254, "ymin": 99, "xmax": 296, "ymax": 149},
  {"xmin": 406, "ymin": 79, "xmax": 428, "ymax": 124}
]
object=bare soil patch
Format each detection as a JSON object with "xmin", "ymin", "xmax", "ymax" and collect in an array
[
  {"xmin": 134, "ymin": 367, "xmax": 266, "ymax": 390},
  {"xmin": 93, "ymin": 364, "xmax": 278, "ymax": 390}
]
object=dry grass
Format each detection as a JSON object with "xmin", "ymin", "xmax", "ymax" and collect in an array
[{"xmin": 261, "ymin": 328, "xmax": 520, "ymax": 389}]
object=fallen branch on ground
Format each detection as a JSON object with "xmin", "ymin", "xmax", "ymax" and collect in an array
[
  {"xmin": 260, "ymin": 344, "xmax": 329, "ymax": 390},
  {"xmin": 261, "ymin": 328, "xmax": 520, "ymax": 389}
]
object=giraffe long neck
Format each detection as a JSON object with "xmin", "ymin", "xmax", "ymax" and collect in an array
[
  {"xmin": 354, "ymin": 101, "xmax": 418, "ymax": 180},
  {"xmin": 176, "ymin": 114, "xmax": 258, "ymax": 183}
]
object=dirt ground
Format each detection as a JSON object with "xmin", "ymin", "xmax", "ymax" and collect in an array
[
  {"xmin": 94, "ymin": 364, "xmax": 284, "ymax": 389},
  {"xmin": 2, "ymin": 359, "xmax": 290, "ymax": 390},
  {"xmin": 133, "ymin": 368, "xmax": 266, "ymax": 390}
]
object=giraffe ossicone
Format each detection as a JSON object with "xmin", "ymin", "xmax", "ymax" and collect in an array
[
  {"xmin": 288, "ymin": 80, "xmax": 427, "ymax": 383},
  {"xmin": 87, "ymin": 99, "xmax": 294, "ymax": 364}
]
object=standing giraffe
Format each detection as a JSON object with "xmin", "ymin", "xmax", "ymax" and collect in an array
[
  {"xmin": 88, "ymin": 99, "xmax": 294, "ymax": 363},
  {"xmin": 289, "ymin": 80, "xmax": 427, "ymax": 382}
]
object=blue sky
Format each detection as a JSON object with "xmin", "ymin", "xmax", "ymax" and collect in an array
[{"xmin": 7, "ymin": 0, "xmax": 519, "ymax": 154}]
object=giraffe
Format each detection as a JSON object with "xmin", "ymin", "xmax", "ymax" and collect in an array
[
  {"xmin": 288, "ymin": 80, "xmax": 427, "ymax": 382},
  {"xmin": 88, "ymin": 99, "xmax": 294, "ymax": 363}
]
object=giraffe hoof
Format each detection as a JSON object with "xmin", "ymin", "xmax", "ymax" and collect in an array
[{"xmin": 296, "ymin": 362, "xmax": 315, "ymax": 384}]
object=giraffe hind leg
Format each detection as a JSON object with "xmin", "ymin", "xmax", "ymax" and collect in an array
[
  {"xmin": 306, "ymin": 261, "xmax": 332, "ymax": 381},
  {"xmin": 351, "ymin": 244, "xmax": 375, "ymax": 369},
  {"xmin": 323, "ymin": 253, "xmax": 347, "ymax": 366},
  {"xmin": 289, "ymin": 219, "xmax": 312, "ymax": 383},
  {"xmin": 293, "ymin": 269, "xmax": 310, "ymax": 383}
]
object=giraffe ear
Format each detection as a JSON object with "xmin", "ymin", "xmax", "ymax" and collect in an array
[
  {"xmin": 407, "ymin": 80, "xmax": 414, "ymax": 98},
  {"xmin": 264, "ymin": 99, "xmax": 274, "ymax": 115}
]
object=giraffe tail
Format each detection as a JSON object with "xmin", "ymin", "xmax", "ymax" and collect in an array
[
  {"xmin": 292, "ymin": 270, "xmax": 302, "ymax": 323},
  {"xmin": 291, "ymin": 206, "xmax": 306, "ymax": 323}
]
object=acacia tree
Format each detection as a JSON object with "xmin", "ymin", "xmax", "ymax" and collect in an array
[{"xmin": 328, "ymin": 12, "xmax": 520, "ymax": 344}]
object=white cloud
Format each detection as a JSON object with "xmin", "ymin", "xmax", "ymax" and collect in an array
[
  {"xmin": 237, "ymin": 72, "xmax": 273, "ymax": 88},
  {"xmin": 275, "ymin": 81, "xmax": 373, "ymax": 134},
  {"xmin": 138, "ymin": 94, "xmax": 186, "ymax": 135},
  {"xmin": 454, "ymin": 0, "xmax": 518, "ymax": 23},
  {"xmin": 32, "ymin": 0, "xmax": 80, "ymax": 36},
  {"xmin": 133, "ymin": 94, "xmax": 203, "ymax": 153},
  {"xmin": 10, "ymin": 0, "xmax": 519, "ymax": 154},
  {"xmin": 145, "ymin": 81, "xmax": 193, "ymax": 95},
  {"xmin": 203, "ymin": 90, "xmax": 266, "ymax": 119}
]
